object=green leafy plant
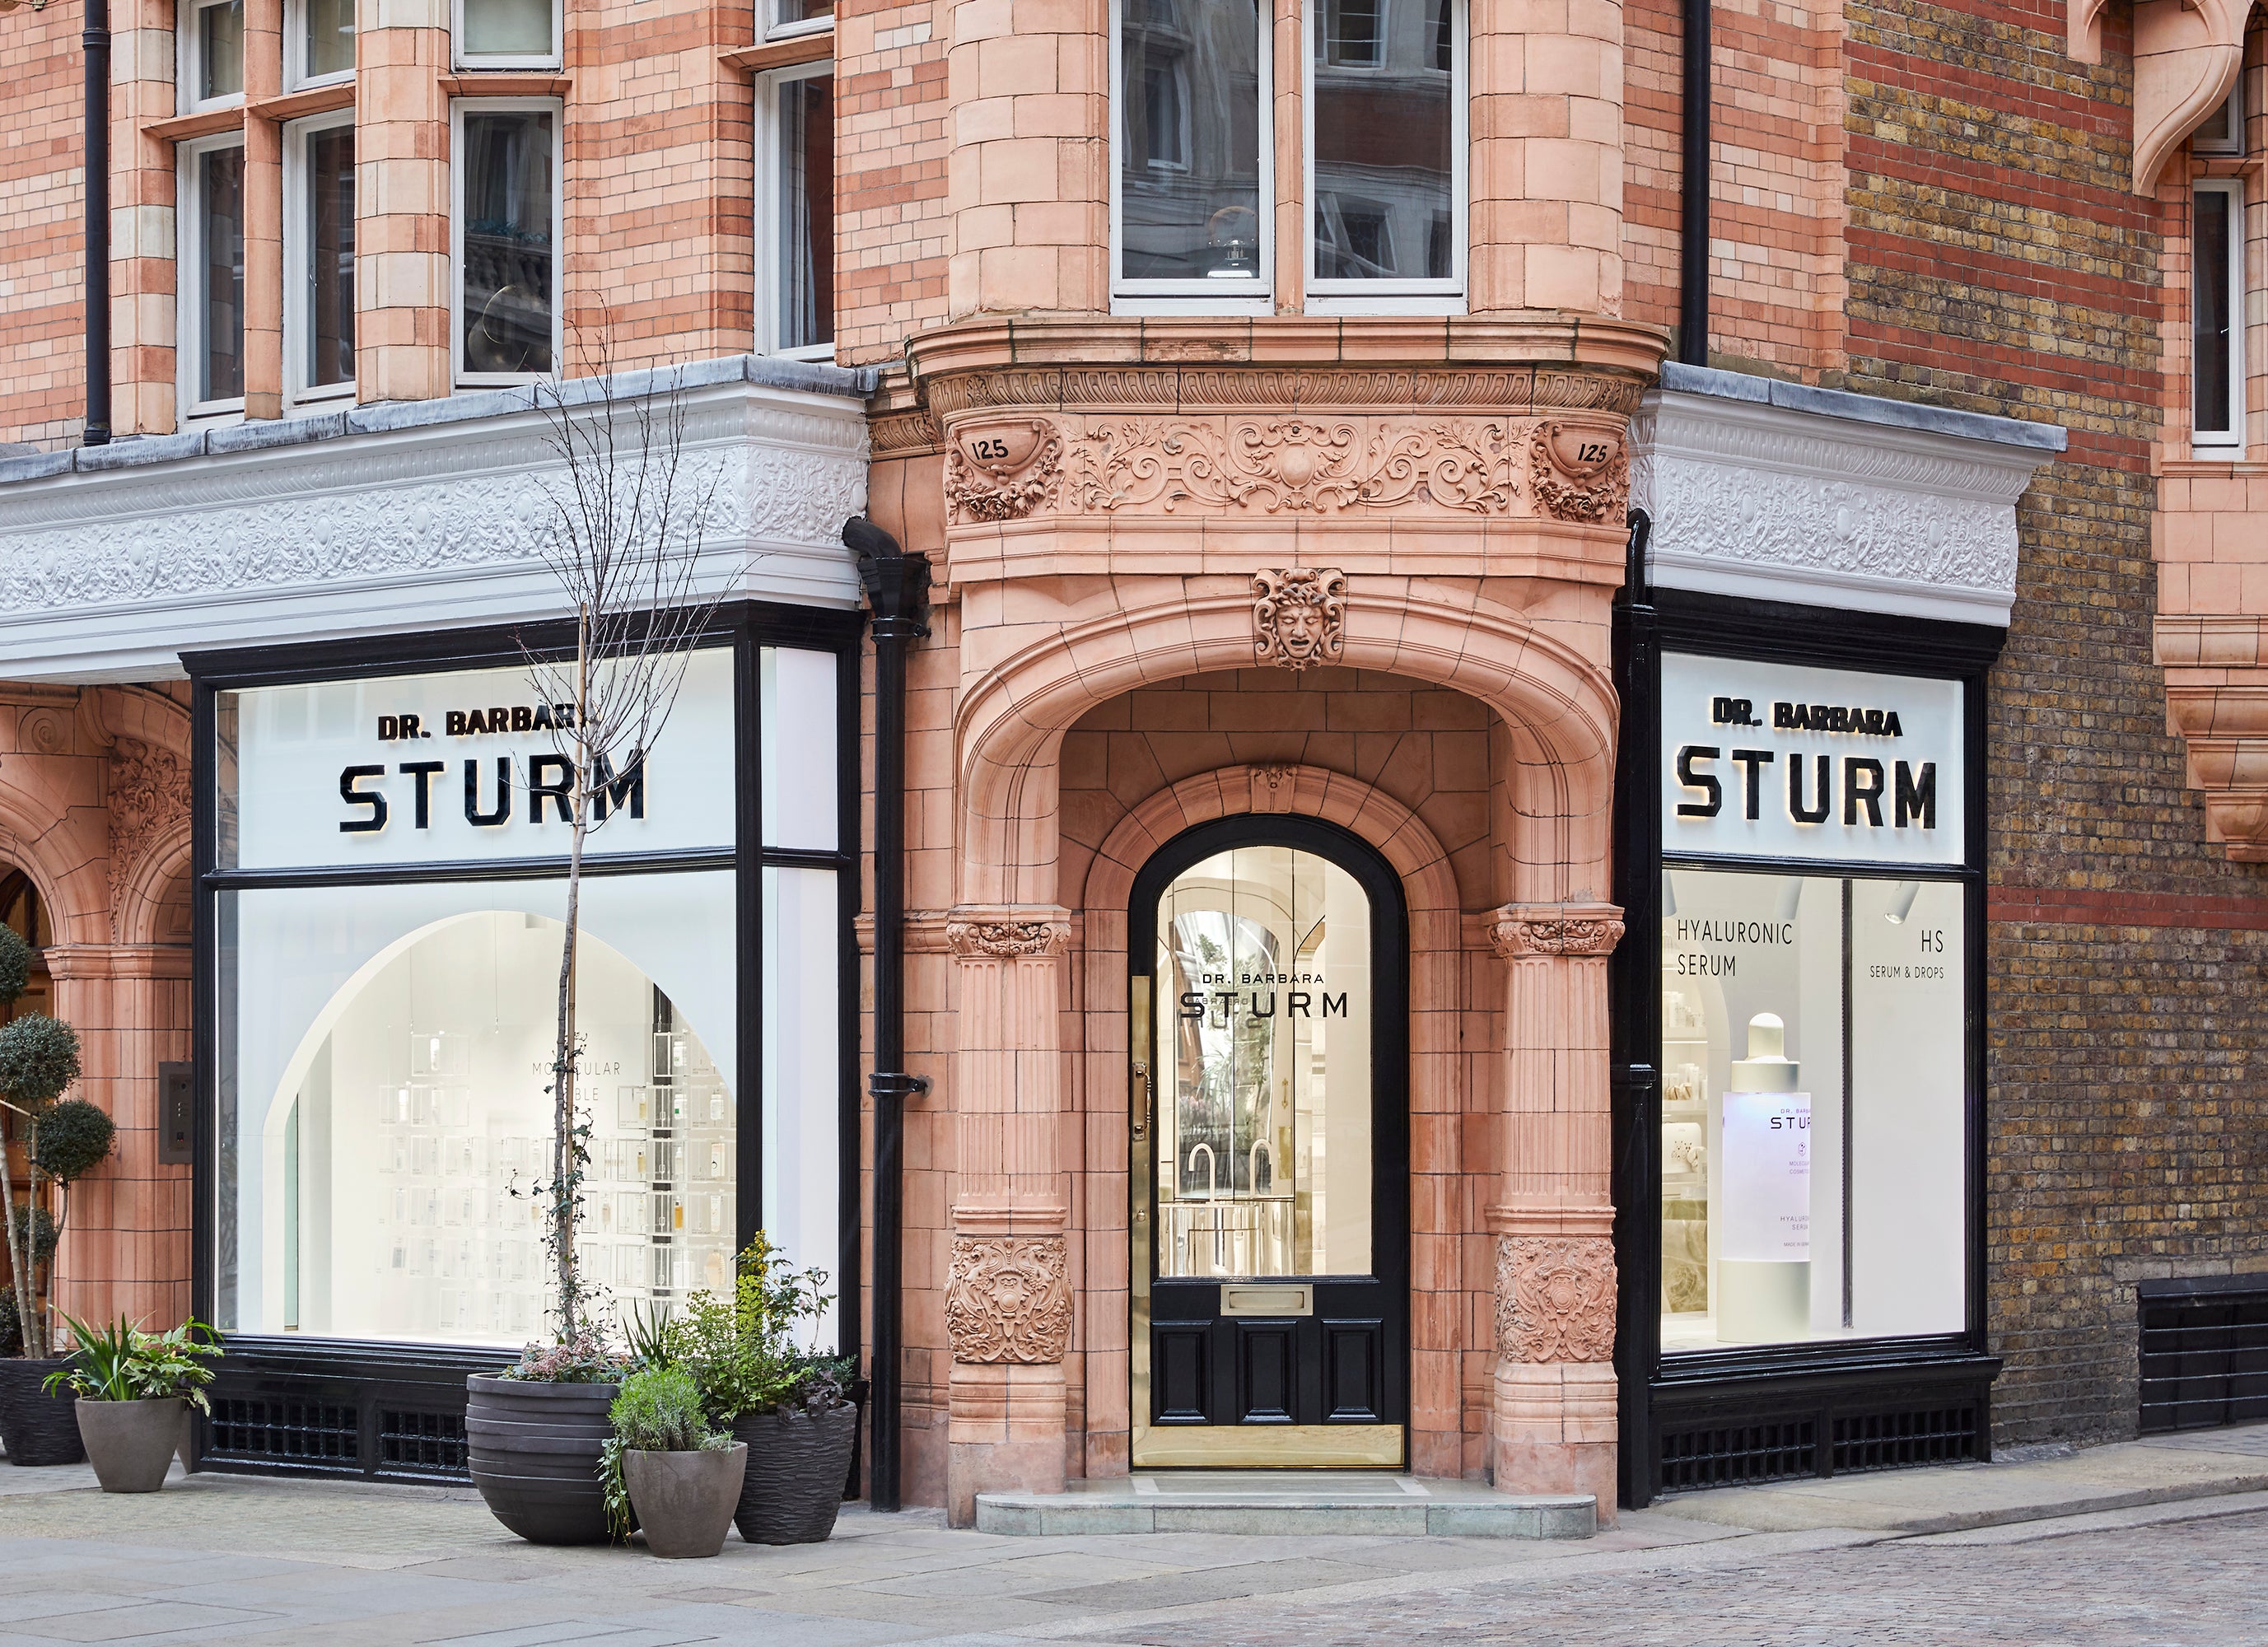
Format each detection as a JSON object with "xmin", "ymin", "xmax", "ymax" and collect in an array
[
  {"xmin": 33, "ymin": 1099, "xmax": 116, "ymax": 1183},
  {"xmin": 0, "ymin": 1290, "xmax": 19, "ymax": 1360},
  {"xmin": 41, "ymin": 1313, "xmax": 222, "ymax": 1411},
  {"xmin": 0, "ymin": 1001, "xmax": 94, "ymax": 1360},
  {"xmin": 597, "ymin": 1363, "xmax": 734, "ymax": 1539},
  {"xmin": 647, "ymin": 1234, "xmax": 847, "ymax": 1426},
  {"xmin": 618, "ymin": 1299, "xmax": 677, "ymax": 1371},
  {"xmin": 0, "ymin": 925, "xmax": 28, "ymax": 1007}
]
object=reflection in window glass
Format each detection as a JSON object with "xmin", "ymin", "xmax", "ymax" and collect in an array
[
  {"xmin": 196, "ymin": 145, "xmax": 247, "ymax": 404},
  {"xmin": 1312, "ymin": 0, "xmax": 1452, "ymax": 282},
  {"xmin": 305, "ymin": 125, "xmax": 356, "ymax": 390},
  {"xmin": 777, "ymin": 75, "xmax": 835, "ymax": 352},
  {"xmin": 2194, "ymin": 186, "xmax": 2237, "ymax": 440},
  {"xmin": 1120, "ymin": 0, "xmax": 1263, "ymax": 282},
  {"xmin": 199, "ymin": 0, "xmax": 244, "ymax": 100},
  {"xmin": 221, "ymin": 902, "xmax": 735, "ymax": 1345},
  {"xmin": 1659, "ymin": 868, "xmax": 1964, "ymax": 1352},
  {"xmin": 1155, "ymin": 845, "xmax": 1372, "ymax": 1279},
  {"xmin": 762, "ymin": 866, "xmax": 842, "ymax": 1348},
  {"xmin": 759, "ymin": 647, "xmax": 838, "ymax": 850},
  {"xmin": 772, "ymin": 0, "xmax": 831, "ymax": 27},
  {"xmin": 303, "ymin": 0, "xmax": 355, "ymax": 79},
  {"xmin": 461, "ymin": 0, "xmax": 553, "ymax": 57},
  {"xmin": 460, "ymin": 110, "xmax": 554, "ymax": 377}
]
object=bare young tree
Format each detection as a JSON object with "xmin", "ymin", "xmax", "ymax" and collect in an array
[{"xmin": 520, "ymin": 328, "xmax": 737, "ymax": 1344}]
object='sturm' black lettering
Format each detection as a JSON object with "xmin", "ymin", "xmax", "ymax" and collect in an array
[
  {"xmin": 1789, "ymin": 754, "xmax": 1832, "ymax": 823},
  {"xmin": 339, "ymin": 766, "xmax": 388, "ymax": 833},
  {"xmin": 1844, "ymin": 757, "xmax": 1886, "ymax": 826},
  {"xmin": 464, "ymin": 757, "xmax": 512, "ymax": 826},
  {"xmin": 1676, "ymin": 745, "xmax": 1722, "ymax": 818},
  {"xmin": 1729, "ymin": 748, "xmax": 1776, "ymax": 820},
  {"xmin": 1179, "ymin": 991, "xmax": 1205, "ymax": 1020},
  {"xmin": 591, "ymin": 748, "xmax": 646, "ymax": 821},
  {"xmin": 1895, "ymin": 760, "xmax": 1936, "ymax": 828},
  {"xmin": 398, "ymin": 760, "xmax": 446, "ymax": 828},
  {"xmin": 526, "ymin": 754, "xmax": 573, "ymax": 824},
  {"xmin": 1322, "ymin": 991, "xmax": 1348, "ymax": 1017}
]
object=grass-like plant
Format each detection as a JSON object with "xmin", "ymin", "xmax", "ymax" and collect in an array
[
  {"xmin": 42, "ymin": 1313, "xmax": 222, "ymax": 1411},
  {"xmin": 598, "ymin": 1363, "xmax": 733, "ymax": 1539}
]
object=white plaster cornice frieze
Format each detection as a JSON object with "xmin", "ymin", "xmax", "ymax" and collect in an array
[
  {"xmin": 1627, "ymin": 384, "xmax": 2061, "ymax": 628},
  {"xmin": 0, "ymin": 379, "xmax": 870, "ymax": 682}
]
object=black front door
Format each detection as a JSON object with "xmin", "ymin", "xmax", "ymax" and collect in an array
[{"xmin": 1129, "ymin": 815, "xmax": 1409, "ymax": 1467}]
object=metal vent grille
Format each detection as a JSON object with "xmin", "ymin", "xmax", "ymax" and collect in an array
[
  {"xmin": 379, "ymin": 1408, "xmax": 470, "ymax": 1476},
  {"xmin": 1657, "ymin": 1418, "xmax": 1817, "ymax": 1491},
  {"xmin": 208, "ymin": 1397, "xmax": 359, "ymax": 1466},
  {"xmin": 2141, "ymin": 1286, "xmax": 2268, "ymax": 1433},
  {"xmin": 1832, "ymin": 1405, "xmax": 1980, "ymax": 1474}
]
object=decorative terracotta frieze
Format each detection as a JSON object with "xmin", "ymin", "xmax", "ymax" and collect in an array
[
  {"xmin": 1062, "ymin": 419, "xmax": 1519, "ymax": 516},
  {"xmin": 1529, "ymin": 421, "xmax": 1631, "ymax": 524},
  {"xmin": 944, "ymin": 418, "xmax": 1064, "ymax": 521},
  {"xmin": 106, "ymin": 739, "xmax": 189, "ymax": 920},
  {"xmin": 1487, "ymin": 902, "xmax": 1626, "ymax": 958},
  {"xmin": 945, "ymin": 906, "xmax": 1071, "ymax": 958},
  {"xmin": 1496, "ymin": 1234, "xmax": 1617, "ymax": 1364},
  {"xmin": 944, "ymin": 1234, "xmax": 1075, "ymax": 1365},
  {"xmin": 1253, "ymin": 568, "xmax": 1347, "ymax": 671}
]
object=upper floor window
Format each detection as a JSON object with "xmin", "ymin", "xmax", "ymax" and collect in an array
[
  {"xmin": 288, "ymin": 0, "xmax": 356, "ymax": 86},
  {"xmin": 180, "ymin": 0, "xmax": 245, "ymax": 112},
  {"xmin": 455, "ymin": 0, "xmax": 559, "ymax": 68},
  {"xmin": 768, "ymin": 0, "xmax": 831, "ymax": 35},
  {"xmin": 1307, "ymin": 0, "xmax": 1461, "ymax": 301},
  {"xmin": 453, "ymin": 101, "xmax": 558, "ymax": 383},
  {"xmin": 2195, "ymin": 82, "xmax": 2244, "ymax": 156},
  {"xmin": 180, "ymin": 133, "xmax": 247, "ymax": 421},
  {"xmin": 1113, "ymin": 0, "xmax": 1269, "ymax": 301},
  {"xmin": 286, "ymin": 114, "xmax": 357, "ymax": 404},
  {"xmin": 764, "ymin": 67, "xmax": 835, "ymax": 357},
  {"xmin": 2193, "ymin": 180, "xmax": 2245, "ymax": 450}
]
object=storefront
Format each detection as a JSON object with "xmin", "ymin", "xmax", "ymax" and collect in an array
[
  {"xmin": 1615, "ymin": 364, "xmax": 2060, "ymax": 1504},
  {"xmin": 184, "ymin": 604, "xmax": 860, "ymax": 1477}
]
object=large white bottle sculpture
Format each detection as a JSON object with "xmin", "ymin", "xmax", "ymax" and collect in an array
[{"xmin": 1717, "ymin": 1012, "xmax": 1812, "ymax": 1342}]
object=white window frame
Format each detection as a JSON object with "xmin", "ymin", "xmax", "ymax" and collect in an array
[
  {"xmin": 283, "ymin": 111, "xmax": 358, "ymax": 409},
  {"xmin": 2194, "ymin": 179, "xmax": 2246, "ymax": 452},
  {"xmin": 1318, "ymin": 0, "xmax": 1387, "ymax": 71},
  {"xmin": 1108, "ymin": 0, "xmax": 1274, "ymax": 314},
  {"xmin": 765, "ymin": 0, "xmax": 833, "ymax": 41},
  {"xmin": 757, "ymin": 61, "xmax": 838, "ymax": 362},
  {"xmin": 1303, "ymin": 0, "xmax": 1465, "ymax": 312},
  {"xmin": 177, "ymin": 130, "xmax": 249, "ymax": 427},
  {"xmin": 450, "ymin": 98, "xmax": 563, "ymax": 389},
  {"xmin": 2194, "ymin": 81, "xmax": 2244, "ymax": 156},
  {"xmin": 452, "ymin": 0, "xmax": 562, "ymax": 71},
  {"xmin": 178, "ymin": 0, "xmax": 246, "ymax": 115},
  {"xmin": 284, "ymin": 0, "xmax": 357, "ymax": 91}
]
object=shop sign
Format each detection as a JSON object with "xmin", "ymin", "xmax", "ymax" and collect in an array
[
  {"xmin": 1660, "ymin": 653, "xmax": 1963, "ymax": 867},
  {"xmin": 226, "ymin": 649, "xmax": 737, "ymax": 870}
]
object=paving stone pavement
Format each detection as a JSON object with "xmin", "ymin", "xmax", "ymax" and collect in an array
[{"xmin": 0, "ymin": 1458, "xmax": 2261, "ymax": 1646}]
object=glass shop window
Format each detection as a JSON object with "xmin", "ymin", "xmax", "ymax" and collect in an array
[
  {"xmin": 1659, "ymin": 867, "xmax": 1965, "ymax": 1353},
  {"xmin": 1116, "ymin": 0, "xmax": 1267, "ymax": 292}
]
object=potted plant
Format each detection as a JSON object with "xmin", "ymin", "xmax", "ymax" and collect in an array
[
  {"xmin": 0, "ymin": 924, "xmax": 111, "ymax": 1468},
  {"xmin": 599, "ymin": 1364, "xmax": 745, "ymax": 1558},
  {"xmin": 44, "ymin": 1313, "xmax": 220, "ymax": 1492},
  {"xmin": 467, "ymin": 1334, "xmax": 630, "ymax": 1546}
]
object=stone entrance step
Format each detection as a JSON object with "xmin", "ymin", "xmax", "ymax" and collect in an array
[{"xmin": 974, "ymin": 1472, "xmax": 1597, "ymax": 1537}]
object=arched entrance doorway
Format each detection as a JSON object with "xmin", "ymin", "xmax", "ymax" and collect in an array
[{"xmin": 1128, "ymin": 814, "xmax": 1409, "ymax": 1467}]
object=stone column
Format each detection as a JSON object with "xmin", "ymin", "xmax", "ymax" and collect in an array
[
  {"xmin": 1486, "ymin": 901, "xmax": 1622, "ymax": 1521},
  {"xmin": 357, "ymin": 0, "xmax": 453, "ymax": 400},
  {"xmin": 943, "ymin": 906, "xmax": 1075, "ymax": 1526}
]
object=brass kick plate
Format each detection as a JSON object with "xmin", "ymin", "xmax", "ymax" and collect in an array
[{"xmin": 1220, "ymin": 1282, "xmax": 1314, "ymax": 1317}]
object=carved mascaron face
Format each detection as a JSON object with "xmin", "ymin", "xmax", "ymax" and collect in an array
[{"xmin": 1276, "ymin": 595, "xmax": 1328, "ymax": 661}]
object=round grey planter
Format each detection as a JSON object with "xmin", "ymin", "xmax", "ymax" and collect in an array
[
  {"xmin": 624, "ymin": 1443, "xmax": 747, "ymax": 1558},
  {"xmin": 76, "ymin": 1397, "xmax": 186, "ymax": 1493},
  {"xmin": 0, "ymin": 1359, "xmax": 85, "ymax": 1467},
  {"xmin": 464, "ymin": 1374, "xmax": 619, "ymax": 1546},
  {"xmin": 731, "ymin": 1404, "xmax": 857, "ymax": 1545}
]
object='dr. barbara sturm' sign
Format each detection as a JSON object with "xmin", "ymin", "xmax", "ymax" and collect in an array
[{"xmin": 1660, "ymin": 652, "xmax": 1964, "ymax": 868}]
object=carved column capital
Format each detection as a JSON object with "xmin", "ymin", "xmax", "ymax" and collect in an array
[
  {"xmin": 945, "ymin": 905, "xmax": 1071, "ymax": 959},
  {"xmin": 1495, "ymin": 1234, "xmax": 1617, "ymax": 1364},
  {"xmin": 945, "ymin": 1234, "xmax": 1075, "ymax": 1364},
  {"xmin": 1487, "ymin": 901, "xmax": 1625, "ymax": 959}
]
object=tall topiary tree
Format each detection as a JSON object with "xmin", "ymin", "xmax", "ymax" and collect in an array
[{"xmin": 0, "ymin": 923, "xmax": 89, "ymax": 1359}]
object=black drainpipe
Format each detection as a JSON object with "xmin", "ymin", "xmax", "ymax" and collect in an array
[
  {"xmin": 847, "ymin": 514, "xmax": 931, "ymax": 1514},
  {"xmin": 82, "ymin": 0, "xmax": 112, "ymax": 446},
  {"xmin": 1678, "ymin": 0, "xmax": 1710, "ymax": 366}
]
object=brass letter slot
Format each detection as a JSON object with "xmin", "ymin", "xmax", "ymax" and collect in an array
[{"xmin": 1220, "ymin": 1283, "xmax": 1313, "ymax": 1317}]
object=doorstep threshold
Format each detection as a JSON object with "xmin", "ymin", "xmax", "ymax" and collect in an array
[{"xmin": 974, "ymin": 1472, "xmax": 1597, "ymax": 1537}]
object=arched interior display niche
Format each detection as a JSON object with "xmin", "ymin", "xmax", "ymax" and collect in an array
[{"xmin": 246, "ymin": 908, "xmax": 735, "ymax": 1346}]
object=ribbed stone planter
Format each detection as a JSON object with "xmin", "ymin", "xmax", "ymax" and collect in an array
[
  {"xmin": 0, "ymin": 1359, "xmax": 86, "ymax": 1467},
  {"xmin": 464, "ymin": 1375, "xmax": 618, "ymax": 1545},
  {"xmin": 731, "ymin": 1404, "xmax": 856, "ymax": 1545},
  {"xmin": 77, "ymin": 1397, "xmax": 186, "ymax": 1492},
  {"xmin": 624, "ymin": 1443, "xmax": 747, "ymax": 1558}
]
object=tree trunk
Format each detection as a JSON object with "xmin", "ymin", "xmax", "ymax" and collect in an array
[
  {"xmin": 549, "ymin": 607, "xmax": 592, "ymax": 1338},
  {"xmin": 0, "ymin": 1107, "xmax": 39, "ymax": 1357}
]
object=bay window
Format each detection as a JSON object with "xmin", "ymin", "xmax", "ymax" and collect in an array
[
  {"xmin": 2194, "ymin": 180, "xmax": 2244, "ymax": 450},
  {"xmin": 180, "ymin": 135, "xmax": 247, "ymax": 420},
  {"xmin": 1308, "ymin": 0, "xmax": 1461, "ymax": 300},
  {"xmin": 1113, "ymin": 0, "xmax": 1269, "ymax": 301},
  {"xmin": 453, "ymin": 103, "xmax": 559, "ymax": 384}
]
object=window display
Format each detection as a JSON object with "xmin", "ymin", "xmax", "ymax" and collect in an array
[{"xmin": 1659, "ymin": 867, "xmax": 1964, "ymax": 1351}]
